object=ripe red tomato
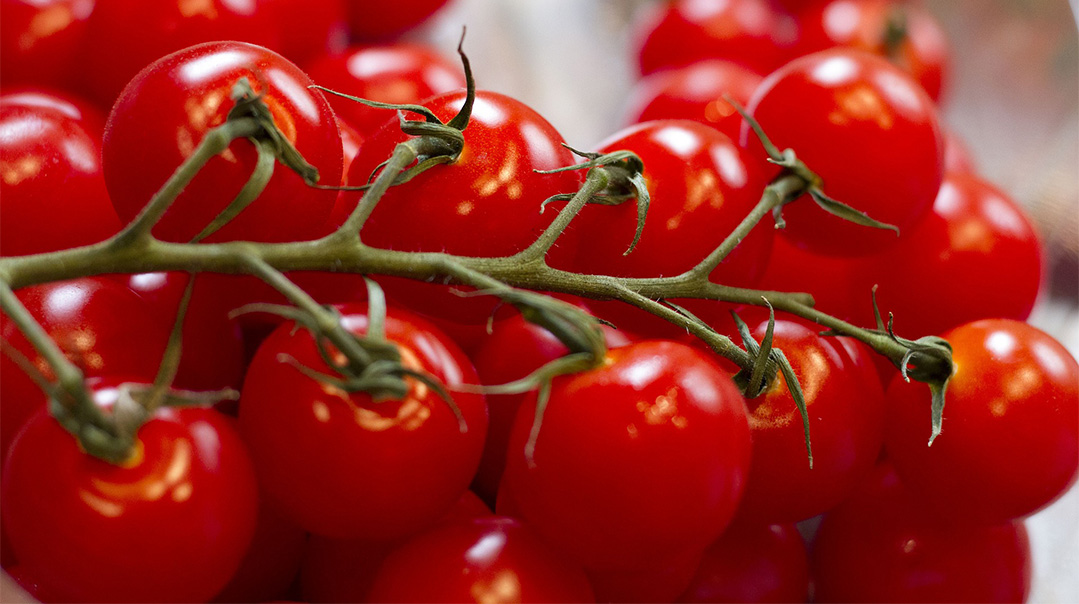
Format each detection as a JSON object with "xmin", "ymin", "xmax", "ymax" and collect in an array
[
  {"xmin": 884, "ymin": 319, "xmax": 1079, "ymax": 525},
  {"xmin": 78, "ymin": 0, "xmax": 280, "ymax": 107},
  {"xmin": 345, "ymin": 0, "xmax": 451, "ymax": 40},
  {"xmin": 677, "ymin": 522, "xmax": 809, "ymax": 603},
  {"xmin": 238, "ymin": 303, "xmax": 488, "ymax": 540},
  {"xmin": 306, "ymin": 43, "xmax": 466, "ymax": 138},
  {"xmin": 0, "ymin": 90, "xmax": 121, "ymax": 256},
  {"xmin": 856, "ymin": 172, "xmax": 1044, "ymax": 337},
  {"xmin": 265, "ymin": 0, "xmax": 347, "ymax": 65},
  {"xmin": 633, "ymin": 0, "xmax": 797, "ymax": 76},
  {"xmin": 622, "ymin": 60, "xmax": 764, "ymax": 141},
  {"xmin": 0, "ymin": 0, "xmax": 94, "ymax": 91},
  {"xmin": 339, "ymin": 89, "xmax": 581, "ymax": 323},
  {"xmin": 552, "ymin": 119, "xmax": 773, "ymax": 337},
  {"xmin": 733, "ymin": 317, "xmax": 885, "ymax": 523},
  {"xmin": 745, "ymin": 48, "xmax": 943, "ymax": 256},
  {"xmin": 103, "ymin": 41, "xmax": 342, "ymax": 244},
  {"xmin": 499, "ymin": 340, "xmax": 752, "ymax": 571},
  {"xmin": 211, "ymin": 499, "xmax": 308, "ymax": 603},
  {"xmin": 811, "ymin": 465, "xmax": 1032, "ymax": 603},
  {"xmin": 365, "ymin": 517, "xmax": 596, "ymax": 603},
  {"xmin": 1, "ymin": 385, "xmax": 259, "ymax": 603},
  {"xmin": 798, "ymin": 0, "xmax": 951, "ymax": 101},
  {"xmin": 586, "ymin": 547, "xmax": 705, "ymax": 604}
]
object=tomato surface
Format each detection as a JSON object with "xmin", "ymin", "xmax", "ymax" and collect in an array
[
  {"xmin": 745, "ymin": 48, "xmax": 943, "ymax": 256},
  {"xmin": 811, "ymin": 465, "xmax": 1032, "ymax": 603},
  {"xmin": 1, "ymin": 387, "xmax": 259, "ymax": 603},
  {"xmin": 0, "ymin": 90, "xmax": 121, "ymax": 256},
  {"xmin": 0, "ymin": 0, "xmax": 94, "ymax": 91},
  {"xmin": 677, "ymin": 522, "xmax": 809, "ymax": 603},
  {"xmin": 103, "ymin": 41, "xmax": 342, "ymax": 244},
  {"xmin": 499, "ymin": 340, "xmax": 752, "ymax": 571},
  {"xmin": 266, "ymin": 0, "xmax": 347, "ymax": 65},
  {"xmin": 345, "ymin": 0, "xmax": 450, "ymax": 40},
  {"xmin": 884, "ymin": 319, "xmax": 1079, "ymax": 525},
  {"xmin": 238, "ymin": 303, "xmax": 488, "ymax": 540},
  {"xmin": 211, "ymin": 498, "xmax": 308, "ymax": 603}
]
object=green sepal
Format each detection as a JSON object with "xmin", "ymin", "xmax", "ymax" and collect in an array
[
  {"xmin": 229, "ymin": 78, "xmax": 319, "ymax": 185},
  {"xmin": 773, "ymin": 347, "xmax": 813, "ymax": 468},
  {"xmin": 309, "ymin": 86, "xmax": 444, "ymax": 124},
  {"xmin": 191, "ymin": 139, "xmax": 275, "ymax": 243},
  {"xmin": 808, "ymin": 188, "xmax": 900, "ymax": 235},
  {"xmin": 928, "ymin": 376, "xmax": 949, "ymax": 446}
]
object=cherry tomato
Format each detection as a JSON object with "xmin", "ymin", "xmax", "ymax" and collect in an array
[
  {"xmin": 365, "ymin": 517, "xmax": 596, "ymax": 603},
  {"xmin": 856, "ymin": 172, "xmax": 1044, "ymax": 337},
  {"xmin": 78, "ymin": 0, "xmax": 280, "ymax": 107},
  {"xmin": 798, "ymin": 0, "xmax": 951, "ymax": 101},
  {"xmin": 306, "ymin": 43, "xmax": 466, "ymax": 138},
  {"xmin": 552, "ymin": 119, "xmax": 773, "ymax": 337},
  {"xmin": 587, "ymin": 547, "xmax": 705, "ymax": 604},
  {"xmin": 0, "ymin": 0, "xmax": 94, "ymax": 91},
  {"xmin": 677, "ymin": 522, "xmax": 809, "ymax": 603},
  {"xmin": 633, "ymin": 0, "xmax": 798, "ymax": 76},
  {"xmin": 811, "ymin": 464, "xmax": 1032, "ymax": 603},
  {"xmin": 0, "ymin": 278, "xmax": 170, "ymax": 462},
  {"xmin": 622, "ymin": 60, "xmax": 764, "ymax": 141},
  {"xmin": 339, "ymin": 89, "xmax": 581, "ymax": 323},
  {"xmin": 733, "ymin": 317, "xmax": 885, "ymax": 523},
  {"xmin": 0, "ymin": 90, "xmax": 121, "ymax": 256},
  {"xmin": 884, "ymin": 319, "xmax": 1079, "ymax": 525},
  {"xmin": 345, "ymin": 0, "xmax": 451, "ymax": 40},
  {"xmin": 238, "ymin": 303, "xmax": 488, "ymax": 540},
  {"xmin": 499, "ymin": 340, "xmax": 752, "ymax": 571},
  {"xmin": 1, "ymin": 384, "xmax": 259, "ymax": 603},
  {"xmin": 211, "ymin": 499, "xmax": 308, "ymax": 603},
  {"xmin": 103, "ymin": 41, "xmax": 342, "ymax": 244},
  {"xmin": 745, "ymin": 48, "xmax": 943, "ymax": 256},
  {"xmin": 266, "ymin": 0, "xmax": 348, "ymax": 65}
]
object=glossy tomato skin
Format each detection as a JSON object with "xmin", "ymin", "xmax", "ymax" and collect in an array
[
  {"xmin": 734, "ymin": 318, "xmax": 885, "ymax": 523},
  {"xmin": 345, "ymin": 0, "xmax": 450, "ymax": 40},
  {"xmin": 855, "ymin": 172, "xmax": 1044, "ymax": 337},
  {"xmin": 0, "ymin": 0, "xmax": 94, "ymax": 91},
  {"xmin": 633, "ymin": 0, "xmax": 797, "ymax": 76},
  {"xmin": 746, "ymin": 49, "xmax": 943, "ymax": 256},
  {"xmin": 499, "ymin": 340, "xmax": 752, "ymax": 571},
  {"xmin": 306, "ymin": 43, "xmax": 465, "ymax": 137},
  {"xmin": 365, "ymin": 517, "xmax": 596, "ymax": 603},
  {"xmin": 622, "ymin": 60, "xmax": 764, "ymax": 141},
  {"xmin": 677, "ymin": 522, "xmax": 809, "ymax": 603},
  {"xmin": 339, "ymin": 89, "xmax": 581, "ymax": 323},
  {"xmin": 798, "ymin": 0, "xmax": 951, "ymax": 101},
  {"xmin": 553, "ymin": 120, "xmax": 773, "ymax": 337},
  {"xmin": 1, "ymin": 390, "xmax": 259, "ymax": 603},
  {"xmin": 266, "ymin": 0, "xmax": 347, "ymax": 65},
  {"xmin": 104, "ymin": 41, "xmax": 342, "ymax": 244},
  {"xmin": 0, "ymin": 91, "xmax": 121, "ymax": 256},
  {"xmin": 811, "ymin": 465, "xmax": 1032, "ymax": 603},
  {"xmin": 78, "ymin": 0, "xmax": 280, "ymax": 107},
  {"xmin": 884, "ymin": 319, "xmax": 1079, "ymax": 525},
  {"xmin": 238, "ymin": 303, "xmax": 488, "ymax": 540}
]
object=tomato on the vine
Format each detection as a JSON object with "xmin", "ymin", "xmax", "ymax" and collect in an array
[
  {"xmin": 884, "ymin": 319, "xmax": 1079, "ymax": 525},
  {"xmin": 1, "ymin": 380, "xmax": 259, "ymax": 603},
  {"xmin": 499, "ymin": 340, "xmax": 751, "ymax": 571},
  {"xmin": 745, "ymin": 48, "xmax": 943, "ymax": 256},
  {"xmin": 103, "ymin": 41, "xmax": 342, "ymax": 244},
  {"xmin": 238, "ymin": 303, "xmax": 488, "ymax": 540}
]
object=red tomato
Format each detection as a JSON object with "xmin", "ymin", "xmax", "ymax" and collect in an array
[
  {"xmin": 811, "ymin": 465, "xmax": 1032, "ymax": 603},
  {"xmin": 339, "ymin": 89, "xmax": 581, "ymax": 323},
  {"xmin": 238, "ymin": 303, "xmax": 488, "ymax": 540},
  {"xmin": 345, "ymin": 0, "xmax": 451, "ymax": 40},
  {"xmin": 798, "ymin": 0, "xmax": 951, "ymax": 101},
  {"xmin": 884, "ymin": 319, "xmax": 1079, "ymax": 524},
  {"xmin": 587, "ymin": 547, "xmax": 705, "ymax": 604},
  {"xmin": 211, "ymin": 499, "xmax": 308, "ymax": 603},
  {"xmin": 733, "ymin": 317, "xmax": 885, "ymax": 523},
  {"xmin": 266, "ymin": 0, "xmax": 348, "ymax": 65},
  {"xmin": 499, "ymin": 340, "xmax": 752, "ymax": 571},
  {"xmin": 0, "ymin": 278, "xmax": 170, "ymax": 462},
  {"xmin": 365, "ymin": 517, "xmax": 596, "ymax": 603},
  {"xmin": 1, "ymin": 387, "xmax": 259, "ymax": 603},
  {"xmin": 622, "ymin": 60, "xmax": 764, "ymax": 141},
  {"xmin": 0, "ymin": 91, "xmax": 121, "ymax": 256},
  {"xmin": 677, "ymin": 522, "xmax": 809, "ymax": 603},
  {"xmin": 633, "ymin": 0, "xmax": 798, "ymax": 76},
  {"xmin": 0, "ymin": 0, "xmax": 94, "ymax": 91},
  {"xmin": 856, "ymin": 172, "xmax": 1044, "ymax": 337},
  {"xmin": 78, "ymin": 0, "xmax": 280, "ymax": 107},
  {"xmin": 103, "ymin": 41, "xmax": 342, "ymax": 244},
  {"xmin": 306, "ymin": 43, "xmax": 466, "ymax": 137},
  {"xmin": 552, "ymin": 119, "xmax": 773, "ymax": 337},
  {"xmin": 745, "ymin": 48, "xmax": 943, "ymax": 256}
]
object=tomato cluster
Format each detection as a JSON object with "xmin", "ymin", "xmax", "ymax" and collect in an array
[{"xmin": 1, "ymin": 1, "xmax": 1077, "ymax": 603}]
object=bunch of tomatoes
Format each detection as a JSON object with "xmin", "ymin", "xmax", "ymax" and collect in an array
[{"xmin": 1, "ymin": 0, "xmax": 1077, "ymax": 602}]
